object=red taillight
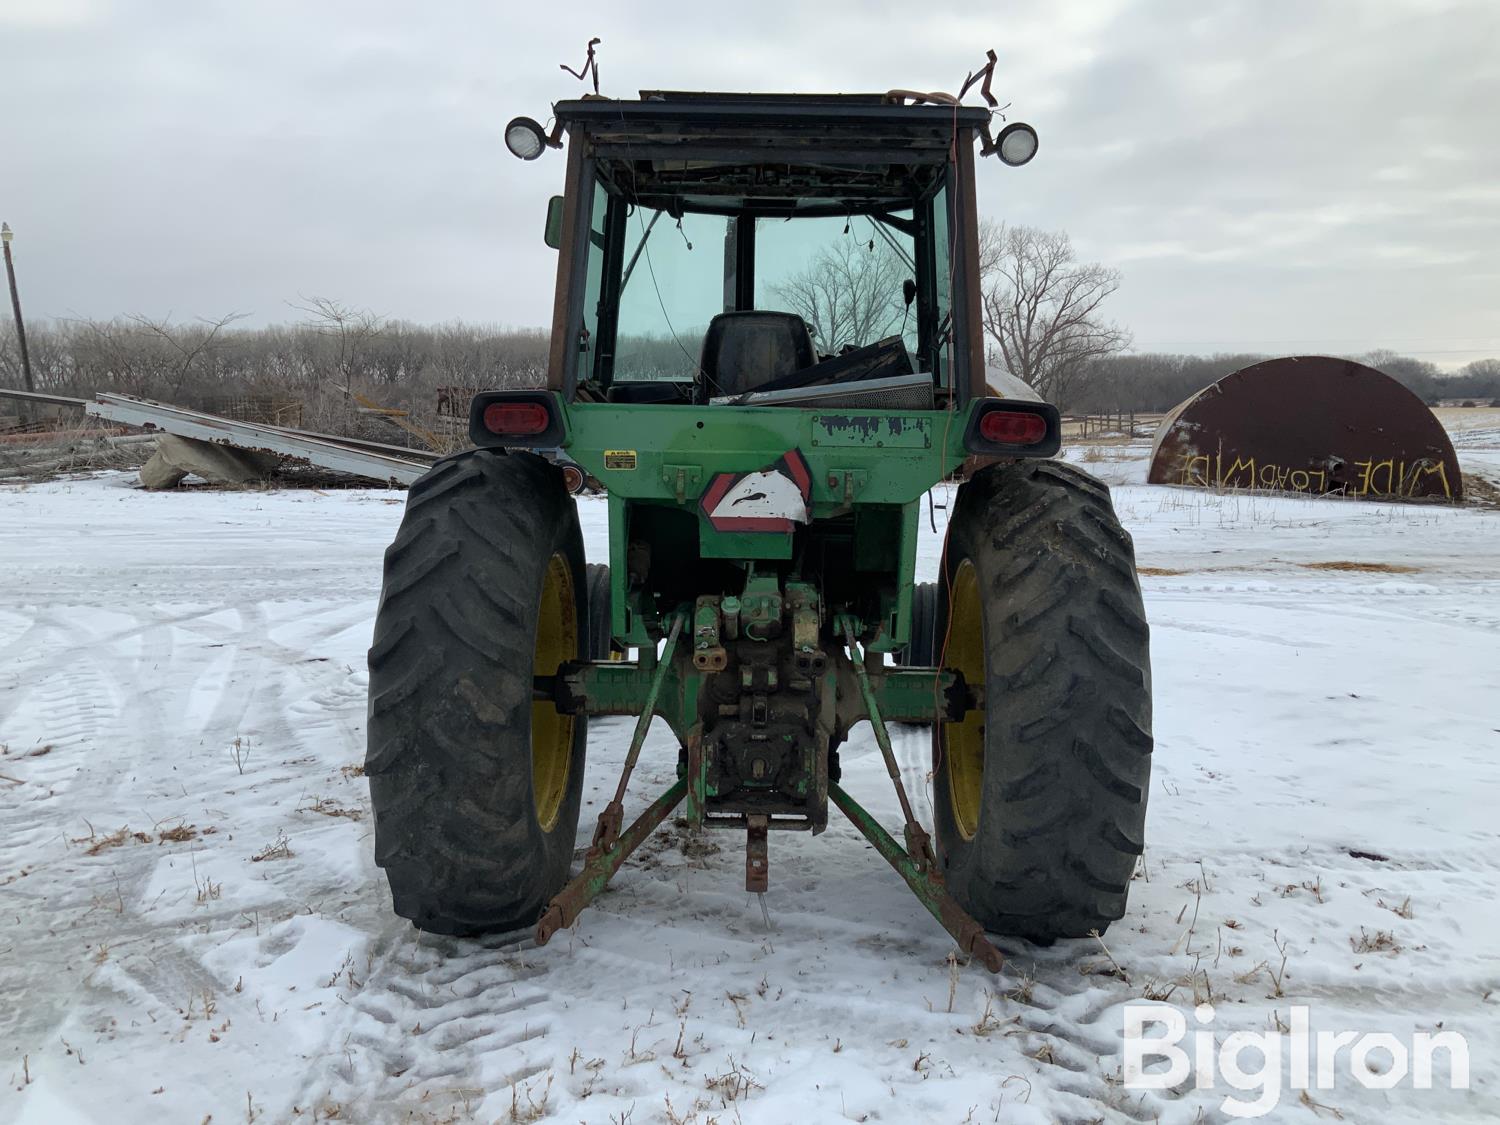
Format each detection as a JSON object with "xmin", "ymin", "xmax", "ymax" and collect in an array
[
  {"xmin": 978, "ymin": 409, "xmax": 1048, "ymax": 445},
  {"xmin": 483, "ymin": 402, "xmax": 549, "ymax": 436}
]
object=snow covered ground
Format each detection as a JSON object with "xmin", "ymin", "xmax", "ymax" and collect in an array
[
  {"xmin": 1438, "ymin": 408, "xmax": 1500, "ymax": 488},
  {"xmin": 2, "ymin": 456, "xmax": 1498, "ymax": 1124}
]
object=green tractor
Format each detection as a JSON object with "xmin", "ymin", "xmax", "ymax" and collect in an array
[{"xmin": 365, "ymin": 80, "xmax": 1151, "ymax": 970}]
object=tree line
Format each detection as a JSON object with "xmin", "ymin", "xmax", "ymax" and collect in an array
[
  {"xmin": 0, "ymin": 302, "xmax": 548, "ymax": 444},
  {"xmin": 1070, "ymin": 351, "xmax": 1500, "ymax": 415},
  {"xmin": 2, "ymin": 249, "xmax": 1496, "ymax": 435},
  {"xmin": 971, "ymin": 223, "xmax": 1498, "ymax": 412},
  {"xmin": 733, "ymin": 219, "xmax": 1500, "ymax": 413}
]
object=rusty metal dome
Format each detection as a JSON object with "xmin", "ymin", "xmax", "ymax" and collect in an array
[{"xmin": 1147, "ymin": 355, "xmax": 1462, "ymax": 502}]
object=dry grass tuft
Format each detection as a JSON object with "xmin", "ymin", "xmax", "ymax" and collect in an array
[
  {"xmin": 157, "ymin": 824, "xmax": 199, "ymax": 844},
  {"xmin": 1136, "ymin": 566, "xmax": 1188, "ymax": 577},
  {"xmin": 1350, "ymin": 927, "xmax": 1402, "ymax": 954},
  {"xmin": 1141, "ymin": 978, "xmax": 1177, "ymax": 1002},
  {"xmin": 1378, "ymin": 896, "xmax": 1414, "ymax": 919},
  {"xmin": 250, "ymin": 831, "xmax": 293, "ymax": 863},
  {"xmin": 300, "ymin": 797, "xmax": 363, "ymax": 822},
  {"xmin": 972, "ymin": 993, "xmax": 1011, "ymax": 1037},
  {"xmin": 1299, "ymin": 1089, "xmax": 1347, "ymax": 1118},
  {"xmin": 74, "ymin": 826, "xmax": 151, "ymax": 856},
  {"xmin": 1298, "ymin": 561, "xmax": 1420, "ymax": 574},
  {"xmin": 1005, "ymin": 972, "xmax": 1036, "ymax": 1006},
  {"xmin": 506, "ymin": 1072, "xmax": 553, "ymax": 1123},
  {"xmin": 705, "ymin": 1056, "xmax": 763, "ymax": 1103}
]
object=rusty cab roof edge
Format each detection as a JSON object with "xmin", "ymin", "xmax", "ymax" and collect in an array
[{"xmin": 553, "ymin": 93, "xmax": 992, "ymax": 133}]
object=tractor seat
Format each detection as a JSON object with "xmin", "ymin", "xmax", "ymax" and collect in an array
[
  {"xmin": 699, "ymin": 311, "xmax": 816, "ymax": 400},
  {"xmin": 606, "ymin": 381, "xmax": 691, "ymax": 405}
]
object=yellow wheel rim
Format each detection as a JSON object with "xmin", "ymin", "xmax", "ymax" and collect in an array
[
  {"xmin": 531, "ymin": 552, "xmax": 578, "ymax": 832},
  {"xmin": 941, "ymin": 558, "xmax": 985, "ymax": 841}
]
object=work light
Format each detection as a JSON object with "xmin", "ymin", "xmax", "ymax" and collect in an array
[
  {"xmin": 996, "ymin": 122, "xmax": 1039, "ymax": 167},
  {"xmin": 504, "ymin": 116, "xmax": 548, "ymax": 161}
]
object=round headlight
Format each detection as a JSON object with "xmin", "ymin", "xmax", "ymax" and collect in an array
[
  {"xmin": 504, "ymin": 116, "xmax": 548, "ymax": 161},
  {"xmin": 996, "ymin": 122, "xmax": 1039, "ymax": 167}
]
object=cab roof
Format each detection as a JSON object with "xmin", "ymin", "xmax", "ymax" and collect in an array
[
  {"xmin": 555, "ymin": 92, "xmax": 990, "ymax": 149},
  {"xmin": 557, "ymin": 92, "xmax": 990, "ymax": 216}
]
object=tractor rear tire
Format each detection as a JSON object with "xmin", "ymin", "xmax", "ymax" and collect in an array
[
  {"xmin": 366, "ymin": 450, "xmax": 589, "ymax": 936},
  {"xmin": 898, "ymin": 581, "xmax": 941, "ymax": 666},
  {"xmin": 585, "ymin": 563, "xmax": 613, "ymax": 661},
  {"xmin": 933, "ymin": 460, "xmax": 1152, "ymax": 941}
]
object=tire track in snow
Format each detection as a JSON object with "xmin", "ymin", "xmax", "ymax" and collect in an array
[
  {"xmin": 0, "ymin": 632, "xmax": 172, "ymax": 1054},
  {"xmin": 286, "ymin": 805, "xmax": 1180, "ymax": 1125},
  {"xmin": 293, "ymin": 924, "xmax": 559, "ymax": 1121},
  {"xmin": 0, "ymin": 595, "xmax": 377, "ymax": 1084}
]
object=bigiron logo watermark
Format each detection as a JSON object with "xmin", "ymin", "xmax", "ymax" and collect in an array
[{"xmin": 1122, "ymin": 1003, "xmax": 1471, "ymax": 1118}]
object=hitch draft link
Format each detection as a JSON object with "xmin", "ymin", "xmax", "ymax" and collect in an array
[
  {"xmin": 837, "ymin": 615, "xmax": 937, "ymax": 871},
  {"xmin": 589, "ymin": 611, "xmax": 685, "ymax": 854},
  {"xmin": 836, "ymin": 615, "xmax": 1003, "ymax": 973},
  {"xmin": 535, "ymin": 777, "xmax": 687, "ymax": 946},
  {"xmin": 534, "ymin": 609, "xmax": 1003, "ymax": 974},
  {"xmin": 536, "ymin": 611, "xmax": 688, "ymax": 947}
]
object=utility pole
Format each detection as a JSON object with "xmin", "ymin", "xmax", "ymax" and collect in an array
[{"xmin": 2, "ymin": 223, "xmax": 36, "ymax": 395}]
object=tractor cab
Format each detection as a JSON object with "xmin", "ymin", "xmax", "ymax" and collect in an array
[
  {"xmin": 471, "ymin": 91, "xmax": 1056, "ymax": 659},
  {"xmin": 530, "ymin": 92, "xmax": 1034, "ymax": 410}
]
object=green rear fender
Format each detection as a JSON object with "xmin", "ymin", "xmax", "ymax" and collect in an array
[
  {"xmin": 559, "ymin": 398, "xmax": 974, "ymax": 508},
  {"xmin": 553, "ymin": 396, "xmax": 980, "ymax": 653}
]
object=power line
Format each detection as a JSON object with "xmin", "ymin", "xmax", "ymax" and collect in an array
[
  {"xmin": 1130, "ymin": 336, "xmax": 1500, "ymax": 348},
  {"xmin": 1128, "ymin": 347, "xmax": 1496, "ymax": 358}
]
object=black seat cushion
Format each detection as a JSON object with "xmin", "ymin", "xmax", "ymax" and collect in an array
[
  {"xmin": 699, "ymin": 312, "xmax": 816, "ymax": 399},
  {"xmin": 752, "ymin": 335, "xmax": 915, "ymax": 396},
  {"xmin": 607, "ymin": 381, "xmax": 691, "ymax": 405}
]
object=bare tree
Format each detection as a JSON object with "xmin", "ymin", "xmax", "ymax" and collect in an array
[
  {"xmin": 770, "ymin": 241, "xmax": 907, "ymax": 354},
  {"xmin": 1458, "ymin": 358, "xmax": 1500, "ymax": 381},
  {"xmin": 978, "ymin": 222, "xmax": 1130, "ymax": 407},
  {"xmin": 125, "ymin": 311, "xmax": 248, "ymax": 399},
  {"xmin": 1, "ymin": 317, "xmax": 68, "ymax": 392},
  {"xmin": 289, "ymin": 295, "xmax": 384, "ymax": 381}
]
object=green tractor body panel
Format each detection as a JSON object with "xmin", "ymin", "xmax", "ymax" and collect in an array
[{"xmin": 554, "ymin": 396, "xmax": 980, "ymax": 650}]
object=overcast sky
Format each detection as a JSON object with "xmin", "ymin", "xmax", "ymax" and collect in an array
[{"xmin": 3, "ymin": 0, "xmax": 1497, "ymax": 368}]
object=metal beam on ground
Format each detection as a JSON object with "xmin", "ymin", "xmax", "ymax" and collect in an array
[
  {"xmin": 86, "ymin": 392, "xmax": 432, "ymax": 485},
  {"xmin": 0, "ymin": 387, "xmax": 89, "ymax": 409}
]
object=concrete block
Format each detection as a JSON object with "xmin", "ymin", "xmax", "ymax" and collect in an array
[
  {"xmin": 138, "ymin": 449, "xmax": 189, "ymax": 490},
  {"xmin": 139, "ymin": 433, "xmax": 280, "ymax": 488}
]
